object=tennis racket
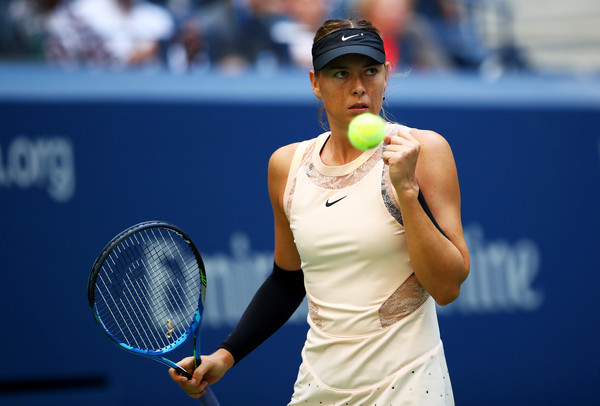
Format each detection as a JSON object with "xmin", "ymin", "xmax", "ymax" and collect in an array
[{"xmin": 87, "ymin": 220, "xmax": 220, "ymax": 405}]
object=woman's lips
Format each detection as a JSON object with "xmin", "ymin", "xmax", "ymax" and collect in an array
[{"xmin": 349, "ymin": 104, "xmax": 369, "ymax": 114}]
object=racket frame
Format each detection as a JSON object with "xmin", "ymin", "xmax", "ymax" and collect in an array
[{"xmin": 87, "ymin": 220, "xmax": 206, "ymax": 379}]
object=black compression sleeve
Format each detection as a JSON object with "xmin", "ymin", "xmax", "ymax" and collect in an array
[{"xmin": 219, "ymin": 263, "xmax": 305, "ymax": 365}]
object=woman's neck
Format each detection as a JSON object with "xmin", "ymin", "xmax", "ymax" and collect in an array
[{"xmin": 319, "ymin": 131, "xmax": 364, "ymax": 166}]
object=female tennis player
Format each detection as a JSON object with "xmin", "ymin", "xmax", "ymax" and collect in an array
[{"xmin": 169, "ymin": 18, "xmax": 470, "ymax": 405}]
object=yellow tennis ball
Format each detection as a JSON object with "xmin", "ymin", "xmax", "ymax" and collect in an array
[{"xmin": 347, "ymin": 113, "xmax": 386, "ymax": 150}]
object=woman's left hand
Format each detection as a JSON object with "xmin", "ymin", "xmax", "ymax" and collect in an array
[{"xmin": 382, "ymin": 127, "xmax": 421, "ymax": 194}]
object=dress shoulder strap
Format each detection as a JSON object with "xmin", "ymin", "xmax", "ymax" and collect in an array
[{"xmin": 283, "ymin": 140, "xmax": 310, "ymax": 218}]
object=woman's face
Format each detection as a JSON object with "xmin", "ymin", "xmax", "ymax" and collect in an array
[{"xmin": 310, "ymin": 53, "xmax": 389, "ymax": 134}]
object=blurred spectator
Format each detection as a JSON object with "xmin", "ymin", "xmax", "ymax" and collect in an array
[
  {"xmin": 163, "ymin": 0, "xmax": 292, "ymax": 74},
  {"xmin": 268, "ymin": 0, "xmax": 329, "ymax": 70},
  {"xmin": 165, "ymin": 17, "xmax": 210, "ymax": 72},
  {"xmin": 415, "ymin": 0, "xmax": 487, "ymax": 70},
  {"xmin": 156, "ymin": 0, "xmax": 227, "ymax": 72},
  {"xmin": 226, "ymin": 0, "xmax": 292, "ymax": 74},
  {"xmin": 0, "ymin": 0, "xmax": 62, "ymax": 60},
  {"xmin": 46, "ymin": 0, "xmax": 175, "ymax": 69},
  {"xmin": 354, "ymin": 0, "xmax": 452, "ymax": 72},
  {"xmin": 161, "ymin": 0, "xmax": 242, "ymax": 73}
]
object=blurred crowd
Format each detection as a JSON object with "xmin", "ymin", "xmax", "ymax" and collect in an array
[{"xmin": 0, "ymin": 0, "xmax": 498, "ymax": 74}]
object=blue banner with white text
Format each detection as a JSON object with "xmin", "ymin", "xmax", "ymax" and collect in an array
[{"xmin": 1, "ymin": 70, "xmax": 599, "ymax": 406}]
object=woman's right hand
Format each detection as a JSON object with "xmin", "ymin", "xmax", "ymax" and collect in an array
[{"xmin": 168, "ymin": 348, "xmax": 235, "ymax": 399}]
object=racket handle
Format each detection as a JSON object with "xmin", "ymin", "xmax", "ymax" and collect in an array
[
  {"xmin": 175, "ymin": 364, "xmax": 220, "ymax": 405},
  {"xmin": 200, "ymin": 387, "xmax": 221, "ymax": 406}
]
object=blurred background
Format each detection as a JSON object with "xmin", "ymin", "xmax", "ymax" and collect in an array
[
  {"xmin": 1, "ymin": 0, "xmax": 599, "ymax": 405},
  {"xmin": 0, "ymin": 0, "xmax": 599, "ymax": 76}
]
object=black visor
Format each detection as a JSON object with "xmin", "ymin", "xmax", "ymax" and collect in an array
[{"xmin": 312, "ymin": 28, "xmax": 386, "ymax": 71}]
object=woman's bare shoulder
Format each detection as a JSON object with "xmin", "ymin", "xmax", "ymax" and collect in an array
[
  {"xmin": 408, "ymin": 128, "xmax": 452, "ymax": 153},
  {"xmin": 268, "ymin": 142, "xmax": 301, "ymax": 177}
]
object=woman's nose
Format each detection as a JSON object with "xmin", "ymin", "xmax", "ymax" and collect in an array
[{"xmin": 352, "ymin": 78, "xmax": 366, "ymax": 96}]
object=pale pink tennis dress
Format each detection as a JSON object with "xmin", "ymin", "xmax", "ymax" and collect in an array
[{"xmin": 283, "ymin": 125, "xmax": 454, "ymax": 406}]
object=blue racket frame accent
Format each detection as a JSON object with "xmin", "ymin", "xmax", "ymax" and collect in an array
[{"xmin": 91, "ymin": 302, "xmax": 201, "ymax": 357}]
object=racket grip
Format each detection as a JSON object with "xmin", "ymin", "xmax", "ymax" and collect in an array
[
  {"xmin": 175, "ymin": 359, "xmax": 221, "ymax": 406},
  {"xmin": 176, "ymin": 363, "xmax": 220, "ymax": 405},
  {"xmin": 199, "ymin": 387, "xmax": 221, "ymax": 406}
]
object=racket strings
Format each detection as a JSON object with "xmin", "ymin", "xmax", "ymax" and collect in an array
[
  {"xmin": 146, "ymin": 228, "xmax": 202, "ymax": 312},
  {"xmin": 98, "ymin": 245, "xmax": 198, "ymax": 349},
  {"xmin": 94, "ymin": 227, "xmax": 204, "ymax": 352}
]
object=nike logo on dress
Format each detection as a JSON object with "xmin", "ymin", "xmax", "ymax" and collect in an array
[
  {"xmin": 325, "ymin": 196, "xmax": 347, "ymax": 207},
  {"xmin": 341, "ymin": 33, "xmax": 362, "ymax": 41}
]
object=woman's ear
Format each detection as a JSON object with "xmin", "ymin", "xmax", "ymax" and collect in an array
[
  {"xmin": 309, "ymin": 70, "xmax": 322, "ymax": 99},
  {"xmin": 384, "ymin": 62, "xmax": 391, "ymax": 92}
]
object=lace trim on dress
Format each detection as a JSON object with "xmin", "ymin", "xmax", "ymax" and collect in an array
[
  {"xmin": 285, "ymin": 136, "xmax": 405, "ymax": 225},
  {"xmin": 306, "ymin": 141, "xmax": 384, "ymax": 190},
  {"xmin": 308, "ymin": 299, "xmax": 323, "ymax": 329},
  {"xmin": 380, "ymin": 144, "xmax": 404, "ymax": 225},
  {"xmin": 379, "ymin": 274, "xmax": 430, "ymax": 329}
]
